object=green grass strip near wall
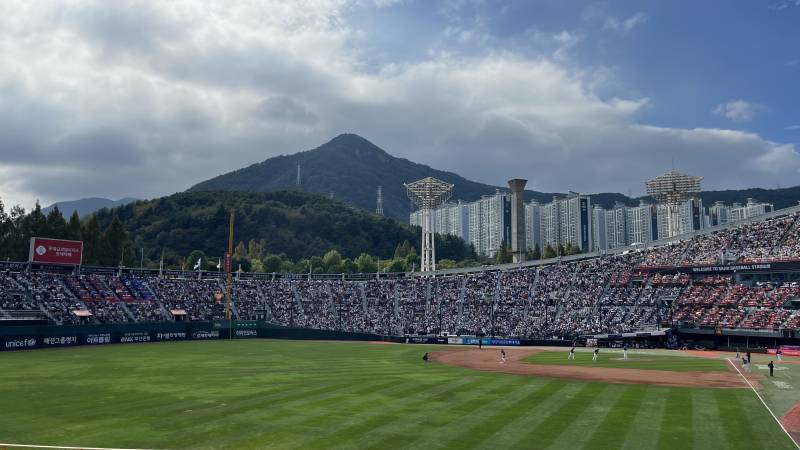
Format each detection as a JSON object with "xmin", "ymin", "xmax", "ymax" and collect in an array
[{"xmin": 524, "ymin": 351, "xmax": 729, "ymax": 372}]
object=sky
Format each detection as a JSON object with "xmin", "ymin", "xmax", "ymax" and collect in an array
[{"xmin": 1, "ymin": 0, "xmax": 799, "ymax": 209}]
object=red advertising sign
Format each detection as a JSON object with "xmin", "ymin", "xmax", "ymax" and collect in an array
[
  {"xmin": 224, "ymin": 252, "xmax": 232, "ymax": 273},
  {"xmin": 29, "ymin": 237, "xmax": 83, "ymax": 265}
]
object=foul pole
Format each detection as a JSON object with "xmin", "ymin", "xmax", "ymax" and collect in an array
[{"xmin": 225, "ymin": 211, "xmax": 235, "ymax": 331}]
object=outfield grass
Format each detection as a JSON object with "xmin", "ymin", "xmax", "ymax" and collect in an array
[
  {"xmin": 0, "ymin": 340, "xmax": 795, "ymax": 450},
  {"xmin": 524, "ymin": 350, "xmax": 730, "ymax": 372}
]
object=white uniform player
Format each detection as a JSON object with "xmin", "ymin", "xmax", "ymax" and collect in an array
[
  {"xmin": 592, "ymin": 348, "xmax": 599, "ymax": 361},
  {"xmin": 568, "ymin": 347, "xmax": 575, "ymax": 360}
]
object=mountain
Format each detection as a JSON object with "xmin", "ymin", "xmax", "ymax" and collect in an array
[
  {"xmin": 43, "ymin": 197, "xmax": 139, "ymax": 217},
  {"xmin": 189, "ymin": 134, "xmax": 568, "ymax": 221},
  {"xmin": 189, "ymin": 134, "xmax": 800, "ymax": 220},
  {"xmin": 94, "ymin": 190, "xmax": 474, "ymax": 263}
]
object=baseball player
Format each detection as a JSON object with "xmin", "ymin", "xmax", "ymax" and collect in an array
[
  {"xmin": 568, "ymin": 347, "xmax": 576, "ymax": 360},
  {"xmin": 500, "ymin": 349, "xmax": 507, "ymax": 364},
  {"xmin": 777, "ymin": 349, "xmax": 782, "ymax": 362},
  {"xmin": 592, "ymin": 348, "xmax": 599, "ymax": 361},
  {"xmin": 623, "ymin": 344, "xmax": 629, "ymax": 361}
]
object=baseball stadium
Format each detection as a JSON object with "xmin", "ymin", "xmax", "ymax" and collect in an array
[
  {"xmin": 3, "ymin": 2, "xmax": 800, "ymax": 449},
  {"xmin": 5, "ymin": 198, "xmax": 800, "ymax": 450}
]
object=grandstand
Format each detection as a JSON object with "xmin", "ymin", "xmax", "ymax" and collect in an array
[{"xmin": 3, "ymin": 205, "xmax": 800, "ymax": 344}]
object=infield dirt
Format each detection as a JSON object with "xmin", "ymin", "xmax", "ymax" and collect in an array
[{"xmin": 430, "ymin": 347, "xmax": 753, "ymax": 388}]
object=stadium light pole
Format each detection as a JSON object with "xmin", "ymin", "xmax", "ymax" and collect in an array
[{"xmin": 405, "ymin": 177, "xmax": 453, "ymax": 273}]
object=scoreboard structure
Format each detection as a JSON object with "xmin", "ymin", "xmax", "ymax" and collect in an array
[{"xmin": 28, "ymin": 237, "xmax": 84, "ymax": 265}]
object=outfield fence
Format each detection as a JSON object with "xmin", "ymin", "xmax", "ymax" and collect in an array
[{"xmin": 0, "ymin": 321, "xmax": 577, "ymax": 351}]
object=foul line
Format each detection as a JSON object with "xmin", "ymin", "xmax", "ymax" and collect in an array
[
  {"xmin": 727, "ymin": 358, "xmax": 800, "ymax": 450},
  {"xmin": 0, "ymin": 443, "xmax": 160, "ymax": 450}
]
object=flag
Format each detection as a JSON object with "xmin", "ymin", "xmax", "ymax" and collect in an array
[
  {"xmin": 193, "ymin": 258, "xmax": 201, "ymax": 270},
  {"xmin": 217, "ymin": 258, "xmax": 222, "ymax": 269}
]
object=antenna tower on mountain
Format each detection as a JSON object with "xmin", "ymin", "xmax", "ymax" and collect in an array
[
  {"xmin": 296, "ymin": 163, "xmax": 301, "ymax": 189},
  {"xmin": 376, "ymin": 186, "xmax": 384, "ymax": 216}
]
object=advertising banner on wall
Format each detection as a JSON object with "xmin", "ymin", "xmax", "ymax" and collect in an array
[
  {"xmin": 192, "ymin": 330, "xmax": 220, "ymax": 340},
  {"xmin": 233, "ymin": 329, "xmax": 258, "ymax": 338},
  {"xmin": 29, "ymin": 237, "xmax": 83, "ymax": 265},
  {"xmin": 2, "ymin": 336, "xmax": 39, "ymax": 350}
]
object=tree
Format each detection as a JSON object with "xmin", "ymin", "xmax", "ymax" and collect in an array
[
  {"xmin": 67, "ymin": 211, "xmax": 82, "ymax": 241},
  {"xmin": 437, "ymin": 259, "xmax": 456, "ymax": 269},
  {"xmin": 495, "ymin": 243, "xmax": 512, "ymax": 264},
  {"xmin": 82, "ymin": 215, "xmax": 102, "ymax": 265},
  {"xmin": 186, "ymin": 250, "xmax": 207, "ymax": 270},
  {"xmin": 527, "ymin": 244, "xmax": 541, "ymax": 261},
  {"xmin": 45, "ymin": 205, "xmax": 68, "ymax": 239},
  {"xmin": 394, "ymin": 240, "xmax": 415, "ymax": 259},
  {"xmin": 342, "ymin": 258, "xmax": 356, "ymax": 273},
  {"xmin": 385, "ymin": 258, "xmax": 406, "ymax": 273},
  {"xmin": 234, "ymin": 241, "xmax": 247, "ymax": 259},
  {"xmin": 557, "ymin": 244, "xmax": 566, "ymax": 257},
  {"xmin": 543, "ymin": 245, "xmax": 556, "ymax": 259},
  {"xmin": 25, "ymin": 201, "xmax": 47, "ymax": 238},
  {"xmin": 101, "ymin": 215, "xmax": 129, "ymax": 266},
  {"xmin": 323, "ymin": 249, "xmax": 343, "ymax": 273},
  {"xmin": 309, "ymin": 255, "xmax": 324, "ymax": 273},
  {"xmin": 355, "ymin": 253, "xmax": 377, "ymax": 273},
  {"xmin": 250, "ymin": 258, "xmax": 264, "ymax": 273},
  {"xmin": 248, "ymin": 239, "xmax": 265, "ymax": 261},
  {"xmin": 262, "ymin": 254, "xmax": 284, "ymax": 273}
]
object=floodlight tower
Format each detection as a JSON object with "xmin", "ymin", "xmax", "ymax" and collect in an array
[
  {"xmin": 405, "ymin": 177, "xmax": 453, "ymax": 272},
  {"xmin": 646, "ymin": 170, "xmax": 702, "ymax": 238}
]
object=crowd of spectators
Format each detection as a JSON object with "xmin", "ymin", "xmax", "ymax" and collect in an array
[
  {"xmin": 643, "ymin": 211, "xmax": 800, "ymax": 267},
  {"xmin": 3, "ymin": 209, "xmax": 800, "ymax": 336}
]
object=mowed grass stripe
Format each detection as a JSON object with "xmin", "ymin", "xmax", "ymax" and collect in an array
[
  {"xmin": 430, "ymin": 379, "xmax": 565, "ymax": 450},
  {"xmin": 581, "ymin": 385, "xmax": 646, "ymax": 450},
  {"xmin": 729, "ymin": 389, "xmax": 797, "ymax": 449},
  {"xmin": 714, "ymin": 389, "xmax": 757, "ymax": 450},
  {"xmin": 537, "ymin": 383, "xmax": 629, "ymax": 450},
  {"xmin": 227, "ymin": 377, "xmax": 482, "ymax": 449},
  {"xmin": 469, "ymin": 382, "xmax": 582, "ymax": 450},
  {"xmin": 385, "ymin": 379, "xmax": 556, "ymax": 450},
  {"xmin": 690, "ymin": 390, "xmax": 727, "ymax": 450},
  {"xmin": 620, "ymin": 387, "xmax": 666, "ymax": 450},
  {"xmin": 508, "ymin": 383, "xmax": 608, "ymax": 449},
  {"xmin": 298, "ymin": 377, "xmax": 528, "ymax": 450},
  {"xmin": 657, "ymin": 389, "xmax": 693, "ymax": 450},
  {"xmin": 162, "ymin": 378, "xmax": 408, "ymax": 449},
  {"xmin": 28, "ymin": 378, "xmax": 388, "ymax": 449}
]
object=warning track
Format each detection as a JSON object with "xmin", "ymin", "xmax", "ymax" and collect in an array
[{"xmin": 430, "ymin": 348, "xmax": 752, "ymax": 388}]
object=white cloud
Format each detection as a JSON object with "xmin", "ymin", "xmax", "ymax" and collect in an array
[
  {"xmin": 0, "ymin": 0, "xmax": 798, "ymax": 209},
  {"xmin": 787, "ymin": 125, "xmax": 800, "ymax": 130},
  {"xmin": 604, "ymin": 12, "xmax": 648, "ymax": 33},
  {"xmin": 713, "ymin": 100, "xmax": 762, "ymax": 123}
]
